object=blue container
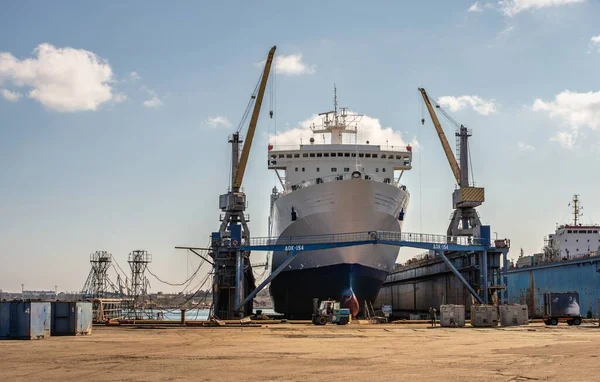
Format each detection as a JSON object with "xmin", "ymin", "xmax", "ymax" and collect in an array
[
  {"xmin": 51, "ymin": 301, "xmax": 93, "ymax": 336},
  {"xmin": 0, "ymin": 301, "xmax": 51, "ymax": 340}
]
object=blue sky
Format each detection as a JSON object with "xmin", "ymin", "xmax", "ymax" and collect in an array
[{"xmin": 1, "ymin": 0, "xmax": 600, "ymax": 292}]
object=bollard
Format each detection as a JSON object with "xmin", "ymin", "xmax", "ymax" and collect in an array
[{"xmin": 180, "ymin": 309, "xmax": 186, "ymax": 326}]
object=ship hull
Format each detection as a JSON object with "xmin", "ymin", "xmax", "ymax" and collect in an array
[{"xmin": 268, "ymin": 178, "xmax": 409, "ymax": 318}]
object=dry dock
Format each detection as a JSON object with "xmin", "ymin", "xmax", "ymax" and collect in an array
[{"xmin": 1, "ymin": 324, "xmax": 599, "ymax": 381}]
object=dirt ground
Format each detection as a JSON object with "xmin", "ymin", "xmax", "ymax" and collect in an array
[{"xmin": 1, "ymin": 323, "xmax": 599, "ymax": 381}]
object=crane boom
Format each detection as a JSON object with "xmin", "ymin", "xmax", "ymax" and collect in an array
[
  {"xmin": 232, "ymin": 45, "xmax": 277, "ymax": 191},
  {"xmin": 418, "ymin": 87, "xmax": 461, "ymax": 185}
]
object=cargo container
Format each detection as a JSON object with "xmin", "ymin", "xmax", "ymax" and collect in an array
[
  {"xmin": 543, "ymin": 292, "xmax": 582, "ymax": 326},
  {"xmin": 440, "ymin": 305, "xmax": 465, "ymax": 327},
  {"xmin": 470, "ymin": 305, "xmax": 498, "ymax": 327},
  {"xmin": 499, "ymin": 304, "xmax": 528, "ymax": 326},
  {"xmin": 0, "ymin": 301, "xmax": 51, "ymax": 340},
  {"xmin": 51, "ymin": 301, "xmax": 93, "ymax": 336}
]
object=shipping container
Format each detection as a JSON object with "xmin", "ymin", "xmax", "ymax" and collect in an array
[
  {"xmin": 499, "ymin": 304, "xmax": 528, "ymax": 326},
  {"xmin": 0, "ymin": 301, "xmax": 51, "ymax": 340},
  {"xmin": 51, "ymin": 302, "xmax": 93, "ymax": 336},
  {"xmin": 470, "ymin": 305, "xmax": 498, "ymax": 327},
  {"xmin": 440, "ymin": 304, "xmax": 465, "ymax": 327}
]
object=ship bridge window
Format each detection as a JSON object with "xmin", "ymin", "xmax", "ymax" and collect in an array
[
  {"xmin": 279, "ymin": 154, "xmax": 284, "ymax": 158},
  {"xmin": 286, "ymin": 154, "xmax": 292, "ymax": 158},
  {"xmin": 594, "ymin": 230, "xmax": 599, "ymax": 234},
  {"xmin": 382, "ymin": 168, "xmax": 386, "ymax": 172},
  {"xmin": 376, "ymin": 168, "xmax": 379, "ymax": 172},
  {"xmin": 372, "ymin": 154, "xmax": 378, "ymax": 158},
  {"xmin": 302, "ymin": 153, "xmax": 308, "ymax": 158},
  {"xmin": 295, "ymin": 167, "xmax": 298, "ymax": 172},
  {"xmin": 396, "ymin": 155, "xmax": 401, "ymax": 159},
  {"xmin": 344, "ymin": 153, "xmax": 350, "ymax": 157},
  {"xmin": 351, "ymin": 153, "xmax": 356, "ymax": 157},
  {"xmin": 344, "ymin": 167, "xmax": 349, "ymax": 172},
  {"xmin": 317, "ymin": 153, "xmax": 322, "ymax": 158},
  {"xmin": 331, "ymin": 153, "xmax": 336, "ymax": 157},
  {"xmin": 316, "ymin": 167, "xmax": 320, "ymax": 172},
  {"xmin": 365, "ymin": 153, "xmax": 371, "ymax": 158},
  {"xmin": 567, "ymin": 230, "xmax": 572, "ymax": 233},
  {"xmin": 381, "ymin": 154, "xmax": 387, "ymax": 159},
  {"xmin": 331, "ymin": 167, "xmax": 337, "ymax": 172},
  {"xmin": 588, "ymin": 230, "xmax": 593, "ymax": 233},
  {"xmin": 579, "ymin": 230, "xmax": 586, "ymax": 234},
  {"xmin": 310, "ymin": 153, "xmax": 315, "ymax": 158},
  {"xmin": 359, "ymin": 153, "xmax": 364, "ymax": 158},
  {"xmin": 271, "ymin": 154, "xmax": 276, "ymax": 159},
  {"xmin": 324, "ymin": 153, "xmax": 329, "ymax": 157},
  {"xmin": 302, "ymin": 167, "xmax": 305, "ymax": 172},
  {"xmin": 294, "ymin": 153, "xmax": 300, "ymax": 158}
]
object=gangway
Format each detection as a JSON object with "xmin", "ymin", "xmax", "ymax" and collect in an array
[{"xmin": 203, "ymin": 225, "xmax": 510, "ymax": 315}]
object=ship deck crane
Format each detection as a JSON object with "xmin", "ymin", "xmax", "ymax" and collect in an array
[{"xmin": 418, "ymin": 87, "xmax": 485, "ymax": 238}]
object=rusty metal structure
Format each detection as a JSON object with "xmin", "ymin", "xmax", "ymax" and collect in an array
[
  {"xmin": 82, "ymin": 251, "xmax": 117, "ymax": 298},
  {"xmin": 126, "ymin": 250, "xmax": 152, "ymax": 319}
]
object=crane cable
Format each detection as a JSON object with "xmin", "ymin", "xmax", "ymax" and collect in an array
[{"xmin": 146, "ymin": 256, "xmax": 205, "ymax": 287}]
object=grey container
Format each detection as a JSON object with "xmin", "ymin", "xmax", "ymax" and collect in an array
[
  {"xmin": 499, "ymin": 304, "xmax": 529, "ymax": 326},
  {"xmin": 470, "ymin": 305, "xmax": 499, "ymax": 327},
  {"xmin": 0, "ymin": 301, "xmax": 51, "ymax": 340},
  {"xmin": 440, "ymin": 304, "xmax": 465, "ymax": 327},
  {"xmin": 51, "ymin": 301, "xmax": 93, "ymax": 336}
]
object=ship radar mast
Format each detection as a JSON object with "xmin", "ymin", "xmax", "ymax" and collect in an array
[
  {"xmin": 572, "ymin": 194, "xmax": 583, "ymax": 226},
  {"xmin": 309, "ymin": 85, "xmax": 363, "ymax": 144}
]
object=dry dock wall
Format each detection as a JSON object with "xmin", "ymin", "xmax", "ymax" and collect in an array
[{"xmin": 507, "ymin": 257, "xmax": 600, "ymax": 318}]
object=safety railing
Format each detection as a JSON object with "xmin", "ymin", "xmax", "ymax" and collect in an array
[
  {"xmin": 244, "ymin": 230, "xmax": 484, "ymax": 248},
  {"xmin": 269, "ymin": 144, "xmax": 412, "ymax": 152}
]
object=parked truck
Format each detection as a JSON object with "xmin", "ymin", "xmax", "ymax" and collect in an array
[{"xmin": 543, "ymin": 292, "xmax": 582, "ymax": 326}]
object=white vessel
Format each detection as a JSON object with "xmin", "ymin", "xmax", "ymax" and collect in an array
[
  {"xmin": 266, "ymin": 90, "xmax": 413, "ymax": 318},
  {"xmin": 515, "ymin": 195, "xmax": 600, "ymax": 268}
]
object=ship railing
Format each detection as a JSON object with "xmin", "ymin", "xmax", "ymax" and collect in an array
[
  {"xmin": 284, "ymin": 172, "xmax": 409, "ymax": 194},
  {"xmin": 246, "ymin": 230, "xmax": 483, "ymax": 248},
  {"xmin": 268, "ymin": 144, "xmax": 411, "ymax": 152}
]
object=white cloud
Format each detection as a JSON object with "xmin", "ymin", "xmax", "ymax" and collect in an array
[
  {"xmin": 143, "ymin": 96, "xmax": 162, "ymax": 108},
  {"xmin": 437, "ymin": 95, "xmax": 498, "ymax": 115},
  {"xmin": 499, "ymin": 0, "xmax": 586, "ymax": 16},
  {"xmin": 129, "ymin": 71, "xmax": 140, "ymax": 81},
  {"xmin": 497, "ymin": 25, "xmax": 515, "ymax": 39},
  {"xmin": 113, "ymin": 93, "xmax": 127, "ymax": 103},
  {"xmin": 532, "ymin": 90, "xmax": 600, "ymax": 131},
  {"xmin": 1, "ymin": 88, "xmax": 22, "ymax": 102},
  {"xmin": 468, "ymin": 2, "xmax": 483, "ymax": 12},
  {"xmin": 550, "ymin": 131, "xmax": 577, "ymax": 149},
  {"xmin": 0, "ymin": 43, "xmax": 117, "ymax": 112},
  {"xmin": 269, "ymin": 112, "xmax": 417, "ymax": 151},
  {"xmin": 533, "ymin": 90, "xmax": 600, "ymax": 149},
  {"xmin": 206, "ymin": 116, "xmax": 231, "ymax": 129},
  {"xmin": 273, "ymin": 54, "xmax": 315, "ymax": 76},
  {"xmin": 517, "ymin": 141, "xmax": 535, "ymax": 151},
  {"xmin": 589, "ymin": 34, "xmax": 600, "ymax": 53}
]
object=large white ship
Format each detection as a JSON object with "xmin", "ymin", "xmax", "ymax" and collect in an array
[{"xmin": 266, "ymin": 91, "xmax": 413, "ymax": 318}]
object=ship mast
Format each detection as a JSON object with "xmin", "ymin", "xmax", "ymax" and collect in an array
[{"xmin": 572, "ymin": 194, "xmax": 582, "ymax": 226}]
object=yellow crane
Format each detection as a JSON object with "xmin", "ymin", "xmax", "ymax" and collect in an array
[
  {"xmin": 233, "ymin": 45, "xmax": 277, "ymax": 191},
  {"xmin": 418, "ymin": 87, "xmax": 484, "ymax": 238},
  {"xmin": 418, "ymin": 87, "xmax": 461, "ymax": 185}
]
